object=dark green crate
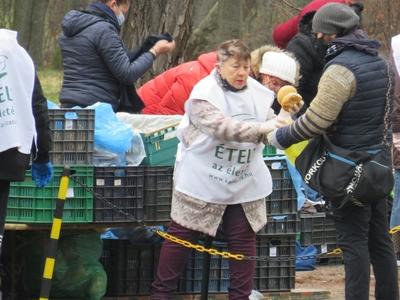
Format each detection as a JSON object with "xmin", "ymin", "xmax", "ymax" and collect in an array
[
  {"xmin": 263, "ymin": 144, "xmax": 285, "ymax": 157},
  {"xmin": 263, "ymin": 144, "xmax": 277, "ymax": 157},
  {"xmin": 7, "ymin": 166, "xmax": 93, "ymax": 223},
  {"xmin": 140, "ymin": 125, "xmax": 179, "ymax": 166}
]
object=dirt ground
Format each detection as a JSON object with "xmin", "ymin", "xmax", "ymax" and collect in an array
[{"xmin": 295, "ymin": 264, "xmax": 380, "ymax": 300}]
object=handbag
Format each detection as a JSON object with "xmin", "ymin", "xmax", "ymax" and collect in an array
[
  {"xmin": 295, "ymin": 62, "xmax": 394, "ymax": 211},
  {"xmin": 295, "ymin": 134, "xmax": 393, "ymax": 210}
]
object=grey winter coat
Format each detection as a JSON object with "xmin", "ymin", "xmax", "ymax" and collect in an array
[{"xmin": 59, "ymin": 8, "xmax": 155, "ymax": 111}]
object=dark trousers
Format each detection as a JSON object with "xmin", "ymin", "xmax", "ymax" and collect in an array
[
  {"xmin": 151, "ymin": 204, "xmax": 256, "ymax": 300},
  {"xmin": 0, "ymin": 181, "xmax": 10, "ymax": 257},
  {"xmin": 335, "ymin": 198, "xmax": 399, "ymax": 300}
]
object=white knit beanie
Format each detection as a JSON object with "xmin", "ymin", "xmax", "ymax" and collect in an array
[{"xmin": 259, "ymin": 51, "xmax": 297, "ymax": 85}]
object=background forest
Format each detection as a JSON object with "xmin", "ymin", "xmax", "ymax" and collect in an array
[{"xmin": 1, "ymin": 0, "xmax": 399, "ymax": 96}]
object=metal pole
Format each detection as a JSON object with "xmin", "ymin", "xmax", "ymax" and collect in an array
[
  {"xmin": 200, "ymin": 236, "xmax": 213, "ymax": 300},
  {"xmin": 39, "ymin": 167, "xmax": 72, "ymax": 300}
]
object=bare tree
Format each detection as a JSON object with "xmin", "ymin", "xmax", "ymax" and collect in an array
[
  {"xmin": 122, "ymin": 0, "xmax": 195, "ymax": 84},
  {"xmin": 13, "ymin": 0, "xmax": 50, "ymax": 66}
]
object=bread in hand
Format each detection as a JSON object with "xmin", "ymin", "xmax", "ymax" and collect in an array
[{"xmin": 277, "ymin": 85, "xmax": 302, "ymax": 111}]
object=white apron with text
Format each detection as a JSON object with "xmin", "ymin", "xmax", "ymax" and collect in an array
[
  {"xmin": 0, "ymin": 29, "xmax": 35, "ymax": 154},
  {"xmin": 174, "ymin": 70, "xmax": 274, "ymax": 204}
]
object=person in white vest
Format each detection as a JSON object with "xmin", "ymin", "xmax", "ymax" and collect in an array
[
  {"xmin": 0, "ymin": 29, "xmax": 53, "ymax": 255},
  {"xmin": 151, "ymin": 39, "xmax": 302, "ymax": 299}
]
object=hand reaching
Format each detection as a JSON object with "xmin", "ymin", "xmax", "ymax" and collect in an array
[{"xmin": 151, "ymin": 40, "xmax": 176, "ymax": 56}]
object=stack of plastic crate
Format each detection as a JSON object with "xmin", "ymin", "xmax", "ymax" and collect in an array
[
  {"xmin": 300, "ymin": 212, "xmax": 341, "ymax": 264},
  {"xmin": 7, "ymin": 108, "xmax": 95, "ymax": 223},
  {"xmin": 100, "ymin": 156, "xmax": 298, "ymax": 296},
  {"xmin": 255, "ymin": 157, "xmax": 297, "ymax": 292}
]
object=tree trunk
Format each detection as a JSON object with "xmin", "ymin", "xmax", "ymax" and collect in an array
[
  {"xmin": 122, "ymin": 0, "xmax": 195, "ymax": 85},
  {"xmin": 13, "ymin": 0, "xmax": 33, "ymax": 48},
  {"xmin": 29, "ymin": 0, "xmax": 50, "ymax": 67},
  {"xmin": 13, "ymin": 0, "xmax": 49, "ymax": 67},
  {"xmin": 0, "ymin": 0, "xmax": 14, "ymax": 28},
  {"xmin": 42, "ymin": 0, "xmax": 90, "ymax": 68}
]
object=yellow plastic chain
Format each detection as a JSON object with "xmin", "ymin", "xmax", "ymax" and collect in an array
[
  {"xmin": 155, "ymin": 230, "xmax": 245, "ymax": 261},
  {"xmin": 157, "ymin": 225, "xmax": 400, "ymax": 261},
  {"xmin": 321, "ymin": 225, "xmax": 400, "ymax": 257},
  {"xmin": 389, "ymin": 225, "xmax": 400, "ymax": 235},
  {"xmin": 326, "ymin": 248, "xmax": 343, "ymax": 256}
]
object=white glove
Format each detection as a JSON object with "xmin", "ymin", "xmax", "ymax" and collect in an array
[{"xmin": 276, "ymin": 109, "xmax": 293, "ymax": 127}]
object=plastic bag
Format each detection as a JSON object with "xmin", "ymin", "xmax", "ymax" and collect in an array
[
  {"xmin": 116, "ymin": 113, "xmax": 182, "ymax": 134},
  {"xmin": 47, "ymin": 99, "xmax": 60, "ymax": 109},
  {"xmin": 125, "ymin": 128, "xmax": 146, "ymax": 166},
  {"xmin": 295, "ymin": 241, "xmax": 318, "ymax": 271},
  {"xmin": 93, "ymin": 146, "xmax": 126, "ymax": 167},
  {"xmin": 88, "ymin": 102, "xmax": 133, "ymax": 154},
  {"xmin": 21, "ymin": 230, "xmax": 107, "ymax": 300},
  {"xmin": 284, "ymin": 140, "xmax": 308, "ymax": 165}
]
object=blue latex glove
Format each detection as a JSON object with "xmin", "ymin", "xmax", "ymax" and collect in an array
[{"xmin": 32, "ymin": 162, "xmax": 54, "ymax": 188}]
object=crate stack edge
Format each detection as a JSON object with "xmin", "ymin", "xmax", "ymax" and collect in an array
[{"xmin": 8, "ymin": 108, "xmax": 95, "ymax": 223}]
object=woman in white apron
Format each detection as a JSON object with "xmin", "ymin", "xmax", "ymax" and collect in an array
[
  {"xmin": 151, "ymin": 39, "xmax": 300, "ymax": 300},
  {"xmin": 0, "ymin": 29, "xmax": 53, "ymax": 255}
]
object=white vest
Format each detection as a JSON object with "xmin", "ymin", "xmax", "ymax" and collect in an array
[
  {"xmin": 174, "ymin": 70, "xmax": 274, "ymax": 204},
  {"xmin": 0, "ymin": 29, "xmax": 36, "ymax": 154}
]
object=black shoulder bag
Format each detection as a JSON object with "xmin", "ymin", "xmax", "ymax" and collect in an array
[{"xmin": 295, "ymin": 65, "xmax": 394, "ymax": 211}]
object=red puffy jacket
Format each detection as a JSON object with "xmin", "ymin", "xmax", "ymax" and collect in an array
[
  {"xmin": 139, "ymin": 52, "xmax": 217, "ymax": 115},
  {"xmin": 273, "ymin": 0, "xmax": 346, "ymax": 49}
]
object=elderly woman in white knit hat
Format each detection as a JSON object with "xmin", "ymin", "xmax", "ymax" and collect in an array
[
  {"xmin": 259, "ymin": 51, "xmax": 298, "ymax": 94},
  {"xmin": 151, "ymin": 39, "xmax": 302, "ymax": 299}
]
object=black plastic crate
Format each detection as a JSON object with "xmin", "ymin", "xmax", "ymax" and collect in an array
[
  {"xmin": 93, "ymin": 167, "xmax": 145, "ymax": 222},
  {"xmin": 300, "ymin": 213, "xmax": 337, "ymax": 246},
  {"xmin": 179, "ymin": 241, "xmax": 230, "ymax": 293},
  {"xmin": 101, "ymin": 234, "xmax": 296, "ymax": 296},
  {"xmin": 256, "ymin": 234, "xmax": 296, "ymax": 258},
  {"xmin": 260, "ymin": 213, "xmax": 299, "ymax": 235},
  {"xmin": 48, "ymin": 109, "xmax": 94, "ymax": 165},
  {"xmin": 180, "ymin": 235, "xmax": 296, "ymax": 293},
  {"xmin": 254, "ymin": 257, "xmax": 295, "ymax": 292},
  {"xmin": 265, "ymin": 158, "xmax": 297, "ymax": 214},
  {"xmin": 143, "ymin": 167, "xmax": 173, "ymax": 222},
  {"xmin": 317, "ymin": 255, "xmax": 343, "ymax": 265},
  {"xmin": 101, "ymin": 240, "xmax": 160, "ymax": 296}
]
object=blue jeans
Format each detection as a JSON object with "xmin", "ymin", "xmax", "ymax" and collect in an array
[{"xmin": 390, "ymin": 169, "xmax": 400, "ymax": 228}]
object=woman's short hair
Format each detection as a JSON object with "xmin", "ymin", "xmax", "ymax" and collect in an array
[{"xmin": 217, "ymin": 39, "xmax": 251, "ymax": 64}]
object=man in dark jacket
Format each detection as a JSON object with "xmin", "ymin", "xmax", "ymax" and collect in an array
[
  {"xmin": 269, "ymin": 4, "xmax": 399, "ymax": 299},
  {"xmin": 0, "ymin": 29, "xmax": 53, "ymax": 255},
  {"xmin": 59, "ymin": 0, "xmax": 175, "ymax": 112},
  {"xmin": 390, "ymin": 34, "xmax": 400, "ymax": 261}
]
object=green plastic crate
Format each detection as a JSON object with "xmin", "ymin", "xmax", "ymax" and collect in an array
[
  {"xmin": 263, "ymin": 144, "xmax": 285, "ymax": 157},
  {"xmin": 7, "ymin": 166, "xmax": 93, "ymax": 223},
  {"xmin": 141, "ymin": 124, "xmax": 179, "ymax": 166},
  {"xmin": 263, "ymin": 144, "xmax": 277, "ymax": 157}
]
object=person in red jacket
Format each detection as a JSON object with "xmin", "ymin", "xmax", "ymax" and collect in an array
[
  {"xmin": 272, "ymin": 0, "xmax": 361, "ymax": 49},
  {"xmin": 139, "ymin": 52, "xmax": 217, "ymax": 115}
]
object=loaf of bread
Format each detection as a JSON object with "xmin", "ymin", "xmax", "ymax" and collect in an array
[{"xmin": 277, "ymin": 85, "xmax": 302, "ymax": 111}]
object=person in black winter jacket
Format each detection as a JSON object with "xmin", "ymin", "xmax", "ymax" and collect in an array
[
  {"xmin": 287, "ymin": 11, "xmax": 327, "ymax": 115},
  {"xmin": 286, "ymin": 2, "xmax": 363, "ymax": 116},
  {"xmin": 59, "ymin": 0, "xmax": 175, "ymax": 112},
  {"xmin": 0, "ymin": 29, "xmax": 53, "ymax": 256}
]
